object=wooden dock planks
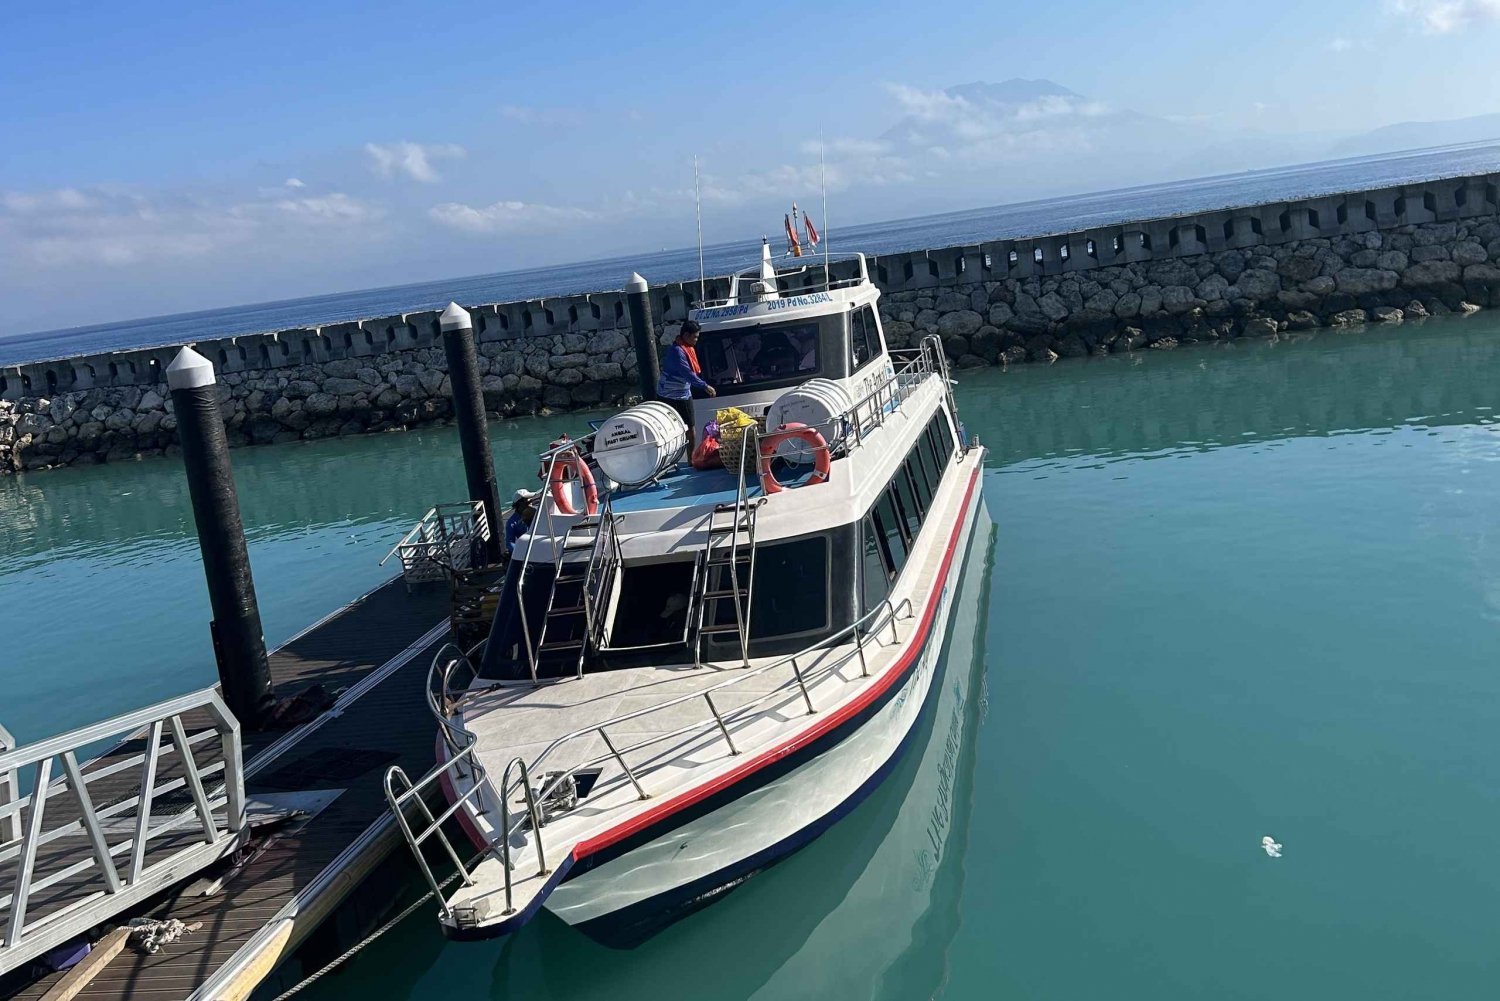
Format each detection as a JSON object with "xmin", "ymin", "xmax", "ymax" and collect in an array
[{"xmin": 8, "ymin": 576, "xmax": 452, "ymax": 1001}]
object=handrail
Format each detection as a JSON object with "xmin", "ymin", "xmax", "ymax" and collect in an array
[
  {"xmin": 0, "ymin": 722, "xmax": 17, "ymax": 846},
  {"xmin": 515, "ymin": 432, "xmax": 605, "ymax": 682},
  {"xmin": 698, "ymin": 253, "xmax": 871, "ymax": 310},
  {"xmin": 403, "ymin": 593, "xmax": 916, "ymax": 892}
]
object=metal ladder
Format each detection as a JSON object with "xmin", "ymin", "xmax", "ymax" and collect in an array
[
  {"xmin": 694, "ymin": 428, "xmax": 763, "ymax": 668},
  {"xmin": 532, "ymin": 494, "xmax": 621, "ymax": 678}
]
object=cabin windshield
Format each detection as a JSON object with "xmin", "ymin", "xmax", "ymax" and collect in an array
[{"xmin": 698, "ymin": 319, "xmax": 821, "ymax": 393}]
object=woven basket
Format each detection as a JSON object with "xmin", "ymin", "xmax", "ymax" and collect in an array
[{"xmin": 717, "ymin": 417, "xmax": 765, "ymax": 474}]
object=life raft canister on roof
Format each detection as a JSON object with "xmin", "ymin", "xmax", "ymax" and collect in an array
[
  {"xmin": 765, "ymin": 379, "xmax": 853, "ymax": 464},
  {"xmin": 592, "ymin": 401, "xmax": 688, "ymax": 487}
]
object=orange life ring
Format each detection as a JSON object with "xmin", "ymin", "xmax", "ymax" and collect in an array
[
  {"xmin": 758, "ymin": 423, "xmax": 831, "ymax": 495},
  {"xmin": 541, "ymin": 439, "xmax": 599, "ymax": 516}
]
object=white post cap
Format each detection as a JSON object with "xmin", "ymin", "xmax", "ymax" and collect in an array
[
  {"xmin": 626, "ymin": 272, "xmax": 649, "ymax": 293},
  {"xmin": 439, "ymin": 301, "xmax": 472, "ymax": 332},
  {"xmin": 166, "ymin": 345, "xmax": 216, "ymax": 391}
]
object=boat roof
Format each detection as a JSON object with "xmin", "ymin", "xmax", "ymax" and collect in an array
[{"xmin": 690, "ymin": 251, "xmax": 877, "ymax": 328}]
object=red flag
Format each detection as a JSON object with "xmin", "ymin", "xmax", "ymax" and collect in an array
[
  {"xmin": 804, "ymin": 213, "xmax": 819, "ymax": 249},
  {"xmin": 784, "ymin": 213, "xmax": 802, "ymax": 257}
]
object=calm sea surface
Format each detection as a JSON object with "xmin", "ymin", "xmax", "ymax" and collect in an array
[
  {"xmin": 5, "ymin": 141, "xmax": 1500, "ymax": 365},
  {"xmin": 6, "ymin": 317, "xmax": 1500, "ymax": 997}
]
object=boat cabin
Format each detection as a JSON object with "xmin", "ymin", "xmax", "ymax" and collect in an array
[{"xmin": 478, "ymin": 250, "xmax": 961, "ymax": 685}]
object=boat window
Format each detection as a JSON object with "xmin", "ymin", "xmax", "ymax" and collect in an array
[
  {"xmin": 871, "ymin": 492, "xmax": 907, "ymax": 577},
  {"xmin": 747, "ymin": 536, "xmax": 829, "ymax": 638},
  {"xmin": 906, "ymin": 452, "xmax": 934, "ymax": 511},
  {"xmin": 931, "ymin": 413, "xmax": 957, "ymax": 459},
  {"xmin": 915, "ymin": 422, "xmax": 945, "ymax": 491},
  {"xmin": 926, "ymin": 415, "xmax": 954, "ymax": 467},
  {"xmin": 891, "ymin": 465, "xmax": 924, "ymax": 539},
  {"xmin": 850, "ymin": 306, "xmax": 881, "ymax": 372},
  {"xmin": 859, "ymin": 515, "xmax": 890, "ymax": 613},
  {"xmin": 697, "ymin": 319, "xmax": 821, "ymax": 393}
]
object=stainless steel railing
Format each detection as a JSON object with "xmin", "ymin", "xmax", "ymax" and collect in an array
[
  {"xmin": 380, "ymin": 500, "xmax": 490, "ymax": 587},
  {"xmin": 384, "ymin": 591, "xmax": 915, "ymax": 919},
  {"xmin": 0, "ymin": 689, "xmax": 246, "ymax": 975}
]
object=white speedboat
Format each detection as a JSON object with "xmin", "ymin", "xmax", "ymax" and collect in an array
[{"xmin": 388, "ymin": 246, "xmax": 989, "ymax": 947}]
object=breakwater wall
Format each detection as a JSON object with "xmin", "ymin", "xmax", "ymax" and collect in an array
[{"xmin": 4, "ymin": 171, "xmax": 1500, "ymax": 473}]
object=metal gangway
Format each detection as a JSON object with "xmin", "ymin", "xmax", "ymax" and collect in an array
[
  {"xmin": 0, "ymin": 691, "xmax": 246, "ymax": 976},
  {"xmin": 382, "ymin": 501, "xmax": 491, "ymax": 588}
]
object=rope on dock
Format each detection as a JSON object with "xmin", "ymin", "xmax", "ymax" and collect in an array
[{"xmin": 267, "ymin": 853, "xmax": 480, "ymax": 1001}]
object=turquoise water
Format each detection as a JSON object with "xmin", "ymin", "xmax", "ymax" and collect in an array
[{"xmin": 7, "ymin": 316, "xmax": 1500, "ymax": 997}]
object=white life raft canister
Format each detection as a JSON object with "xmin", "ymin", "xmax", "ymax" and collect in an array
[
  {"xmin": 592, "ymin": 401, "xmax": 688, "ymax": 486},
  {"xmin": 765, "ymin": 379, "xmax": 853, "ymax": 464}
]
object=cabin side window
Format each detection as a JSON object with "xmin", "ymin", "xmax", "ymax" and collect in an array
[
  {"xmin": 906, "ymin": 451, "xmax": 935, "ymax": 510},
  {"xmin": 890, "ymin": 465, "xmax": 924, "ymax": 542},
  {"xmin": 859, "ymin": 411, "xmax": 958, "ymax": 616},
  {"xmin": 870, "ymin": 492, "xmax": 907, "ymax": 578},
  {"xmin": 849, "ymin": 305, "xmax": 881, "ymax": 372},
  {"xmin": 860, "ymin": 514, "xmax": 891, "ymax": 613}
]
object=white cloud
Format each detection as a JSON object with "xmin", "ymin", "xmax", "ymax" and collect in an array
[
  {"xmin": 428, "ymin": 199, "xmax": 599, "ymax": 234},
  {"xmin": 881, "ymin": 83, "xmax": 1112, "ymax": 157},
  {"xmin": 364, "ymin": 141, "xmax": 466, "ymax": 182},
  {"xmin": 1392, "ymin": 0, "xmax": 1500, "ymax": 32},
  {"xmin": 283, "ymin": 177, "xmax": 306, "ymax": 188},
  {"xmin": 0, "ymin": 185, "xmax": 382, "ymax": 267},
  {"xmin": 798, "ymin": 137, "xmax": 891, "ymax": 159},
  {"xmin": 1328, "ymin": 37, "xmax": 1354, "ymax": 51}
]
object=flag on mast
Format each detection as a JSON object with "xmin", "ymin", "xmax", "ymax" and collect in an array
[
  {"xmin": 784, "ymin": 212, "xmax": 802, "ymax": 257},
  {"xmin": 804, "ymin": 212, "xmax": 819, "ymax": 249}
]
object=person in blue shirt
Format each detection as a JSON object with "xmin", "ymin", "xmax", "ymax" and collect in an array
[
  {"xmin": 655, "ymin": 320, "xmax": 716, "ymax": 449},
  {"xmin": 505, "ymin": 489, "xmax": 539, "ymax": 555}
]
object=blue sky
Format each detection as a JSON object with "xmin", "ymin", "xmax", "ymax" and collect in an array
[{"xmin": 3, "ymin": 0, "xmax": 1500, "ymax": 334}]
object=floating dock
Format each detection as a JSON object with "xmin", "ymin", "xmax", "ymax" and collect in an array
[{"xmin": 4, "ymin": 576, "xmax": 450, "ymax": 1001}]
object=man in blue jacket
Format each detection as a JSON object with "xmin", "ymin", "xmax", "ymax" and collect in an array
[{"xmin": 656, "ymin": 320, "xmax": 716, "ymax": 449}]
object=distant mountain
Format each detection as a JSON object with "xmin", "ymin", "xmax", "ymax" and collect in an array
[
  {"xmin": 875, "ymin": 77, "xmax": 1196, "ymax": 193},
  {"xmin": 1332, "ymin": 112, "xmax": 1500, "ymax": 157}
]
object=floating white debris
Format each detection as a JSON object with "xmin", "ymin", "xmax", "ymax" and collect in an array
[{"xmin": 1261, "ymin": 836, "xmax": 1282, "ymax": 858}]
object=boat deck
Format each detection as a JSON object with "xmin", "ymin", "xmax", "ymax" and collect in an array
[
  {"xmin": 8, "ymin": 577, "xmax": 451, "ymax": 1001},
  {"xmin": 608, "ymin": 460, "xmax": 822, "ymax": 514},
  {"xmin": 444, "ymin": 459, "xmax": 983, "ymax": 929}
]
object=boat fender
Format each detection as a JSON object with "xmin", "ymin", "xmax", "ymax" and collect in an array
[
  {"xmin": 758, "ymin": 423, "xmax": 831, "ymax": 495},
  {"xmin": 541, "ymin": 437, "xmax": 600, "ymax": 516}
]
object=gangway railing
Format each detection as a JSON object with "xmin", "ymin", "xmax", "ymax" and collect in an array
[
  {"xmin": 0, "ymin": 723, "xmax": 18, "ymax": 847},
  {"xmin": 382, "ymin": 501, "xmax": 491, "ymax": 588},
  {"xmin": 0, "ymin": 689, "xmax": 245, "ymax": 976}
]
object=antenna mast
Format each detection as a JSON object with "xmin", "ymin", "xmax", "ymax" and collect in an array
[
  {"xmin": 694, "ymin": 155, "xmax": 706, "ymax": 303},
  {"xmin": 820, "ymin": 133, "xmax": 830, "ymax": 279}
]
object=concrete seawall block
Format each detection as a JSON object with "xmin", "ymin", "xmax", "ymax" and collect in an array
[{"xmin": 9, "ymin": 169, "xmax": 1500, "ymax": 474}]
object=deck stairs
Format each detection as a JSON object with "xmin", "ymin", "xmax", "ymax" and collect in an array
[
  {"xmin": 694, "ymin": 429, "xmax": 764, "ymax": 668},
  {"xmin": 528, "ymin": 493, "xmax": 623, "ymax": 678}
]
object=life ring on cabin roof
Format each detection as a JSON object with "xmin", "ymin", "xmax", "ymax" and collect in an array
[
  {"xmin": 758, "ymin": 423, "xmax": 831, "ymax": 495},
  {"xmin": 539, "ymin": 437, "xmax": 599, "ymax": 516}
]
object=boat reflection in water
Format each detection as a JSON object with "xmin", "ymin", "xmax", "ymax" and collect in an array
[{"xmin": 491, "ymin": 512, "xmax": 996, "ymax": 1001}]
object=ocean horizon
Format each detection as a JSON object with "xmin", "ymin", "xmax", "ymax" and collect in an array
[{"xmin": 5, "ymin": 138, "xmax": 1500, "ymax": 369}]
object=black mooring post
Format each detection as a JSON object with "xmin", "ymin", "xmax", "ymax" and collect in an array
[
  {"xmin": 440, "ymin": 302, "xmax": 504, "ymax": 565},
  {"xmin": 167, "ymin": 346, "xmax": 274, "ymax": 728},
  {"xmin": 626, "ymin": 272, "xmax": 660, "ymax": 403}
]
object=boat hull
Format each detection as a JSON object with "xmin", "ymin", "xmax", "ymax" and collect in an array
[{"xmin": 544, "ymin": 488, "xmax": 989, "ymax": 947}]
